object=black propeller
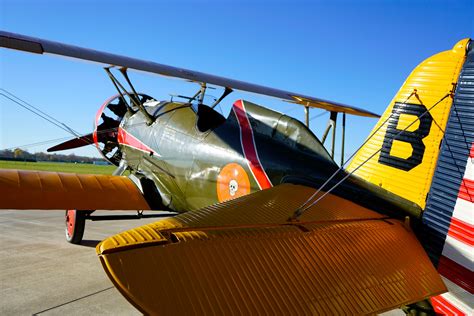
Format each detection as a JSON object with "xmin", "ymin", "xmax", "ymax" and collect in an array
[{"xmin": 46, "ymin": 94, "xmax": 155, "ymax": 165}]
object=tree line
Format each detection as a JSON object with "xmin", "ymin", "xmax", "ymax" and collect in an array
[{"xmin": 0, "ymin": 148, "xmax": 107, "ymax": 164}]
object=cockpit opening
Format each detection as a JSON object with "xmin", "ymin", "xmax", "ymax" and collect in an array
[{"xmin": 196, "ymin": 103, "xmax": 226, "ymax": 132}]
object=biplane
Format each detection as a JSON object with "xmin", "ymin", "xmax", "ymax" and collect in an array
[{"xmin": 0, "ymin": 31, "xmax": 472, "ymax": 315}]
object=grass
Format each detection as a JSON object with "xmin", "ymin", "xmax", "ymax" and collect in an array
[{"xmin": 0, "ymin": 160, "xmax": 116, "ymax": 175}]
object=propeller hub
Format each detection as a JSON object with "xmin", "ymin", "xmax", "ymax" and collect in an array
[{"xmin": 93, "ymin": 93, "xmax": 155, "ymax": 165}]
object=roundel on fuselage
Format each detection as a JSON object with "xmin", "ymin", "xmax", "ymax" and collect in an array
[{"xmin": 217, "ymin": 163, "xmax": 251, "ymax": 202}]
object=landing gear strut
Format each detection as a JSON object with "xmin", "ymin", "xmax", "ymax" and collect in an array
[{"xmin": 64, "ymin": 209, "xmax": 175, "ymax": 245}]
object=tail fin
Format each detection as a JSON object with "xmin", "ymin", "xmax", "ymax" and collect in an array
[
  {"xmin": 349, "ymin": 39, "xmax": 474, "ymax": 314},
  {"xmin": 347, "ymin": 39, "xmax": 470, "ymax": 209}
]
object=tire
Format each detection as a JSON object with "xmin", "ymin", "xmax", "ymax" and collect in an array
[{"xmin": 65, "ymin": 210, "xmax": 88, "ymax": 244}]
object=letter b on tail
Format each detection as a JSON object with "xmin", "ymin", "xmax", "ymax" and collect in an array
[{"xmin": 378, "ymin": 102, "xmax": 433, "ymax": 171}]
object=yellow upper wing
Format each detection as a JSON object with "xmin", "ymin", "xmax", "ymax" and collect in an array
[
  {"xmin": 0, "ymin": 169, "xmax": 150, "ymax": 210},
  {"xmin": 98, "ymin": 183, "xmax": 445, "ymax": 315}
]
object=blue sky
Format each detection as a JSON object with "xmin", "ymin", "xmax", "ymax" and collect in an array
[{"xmin": 1, "ymin": 0, "xmax": 473, "ymax": 160}]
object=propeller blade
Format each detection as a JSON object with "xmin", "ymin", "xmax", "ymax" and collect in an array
[
  {"xmin": 47, "ymin": 133, "xmax": 94, "ymax": 152},
  {"xmin": 100, "ymin": 113, "xmax": 120, "ymax": 129},
  {"xmin": 108, "ymin": 100, "xmax": 127, "ymax": 117}
]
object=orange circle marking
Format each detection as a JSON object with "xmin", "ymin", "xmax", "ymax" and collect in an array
[{"xmin": 217, "ymin": 163, "xmax": 251, "ymax": 202}]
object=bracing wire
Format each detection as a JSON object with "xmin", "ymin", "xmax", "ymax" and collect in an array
[
  {"xmin": 1, "ymin": 136, "xmax": 77, "ymax": 151},
  {"xmin": 0, "ymin": 89, "xmax": 82, "ymax": 137},
  {"xmin": 310, "ymin": 111, "xmax": 327, "ymax": 121},
  {"xmin": 0, "ymin": 89, "xmax": 154, "ymax": 152},
  {"xmin": 289, "ymin": 90, "xmax": 418, "ymax": 219},
  {"xmin": 1, "ymin": 89, "xmax": 137, "ymax": 152},
  {"xmin": 290, "ymin": 91, "xmax": 451, "ymax": 220},
  {"xmin": 0, "ymin": 89, "xmax": 96, "ymax": 151}
]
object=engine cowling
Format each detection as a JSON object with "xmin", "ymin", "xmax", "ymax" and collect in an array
[
  {"xmin": 93, "ymin": 93, "xmax": 155, "ymax": 165},
  {"xmin": 47, "ymin": 93, "xmax": 155, "ymax": 165}
]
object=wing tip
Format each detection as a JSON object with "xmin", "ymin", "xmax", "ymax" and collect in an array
[{"xmin": 0, "ymin": 31, "xmax": 44, "ymax": 54}]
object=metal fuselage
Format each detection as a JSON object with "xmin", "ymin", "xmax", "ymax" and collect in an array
[{"xmin": 118, "ymin": 99, "xmax": 418, "ymax": 217}]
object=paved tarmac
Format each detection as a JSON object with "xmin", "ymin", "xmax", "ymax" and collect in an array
[
  {"xmin": 0, "ymin": 209, "xmax": 403, "ymax": 316},
  {"xmin": 0, "ymin": 209, "xmax": 161, "ymax": 315}
]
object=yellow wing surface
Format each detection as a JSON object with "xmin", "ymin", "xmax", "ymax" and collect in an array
[
  {"xmin": 98, "ymin": 184, "xmax": 445, "ymax": 315},
  {"xmin": 0, "ymin": 169, "xmax": 150, "ymax": 210}
]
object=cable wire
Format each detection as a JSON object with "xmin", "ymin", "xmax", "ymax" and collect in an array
[{"xmin": 290, "ymin": 91, "xmax": 449, "ymax": 220}]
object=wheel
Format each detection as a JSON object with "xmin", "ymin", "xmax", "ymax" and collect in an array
[{"xmin": 65, "ymin": 210, "xmax": 88, "ymax": 244}]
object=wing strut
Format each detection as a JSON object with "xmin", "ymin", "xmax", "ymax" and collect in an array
[
  {"xmin": 290, "ymin": 92, "xmax": 451, "ymax": 221},
  {"xmin": 103, "ymin": 67, "xmax": 155, "ymax": 125},
  {"xmin": 211, "ymin": 87, "xmax": 233, "ymax": 109}
]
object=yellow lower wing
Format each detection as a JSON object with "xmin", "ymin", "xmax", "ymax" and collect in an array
[
  {"xmin": 0, "ymin": 169, "xmax": 150, "ymax": 210},
  {"xmin": 98, "ymin": 184, "xmax": 445, "ymax": 315}
]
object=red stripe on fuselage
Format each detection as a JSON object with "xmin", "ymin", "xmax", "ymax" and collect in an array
[
  {"xmin": 233, "ymin": 100, "xmax": 272, "ymax": 189},
  {"xmin": 447, "ymin": 217, "xmax": 474, "ymax": 246},
  {"xmin": 438, "ymin": 256, "xmax": 474, "ymax": 294},
  {"xmin": 117, "ymin": 127, "xmax": 154, "ymax": 154},
  {"xmin": 458, "ymin": 178, "xmax": 473, "ymax": 202},
  {"xmin": 431, "ymin": 295, "xmax": 465, "ymax": 316}
]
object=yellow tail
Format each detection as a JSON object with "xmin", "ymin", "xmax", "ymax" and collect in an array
[{"xmin": 347, "ymin": 39, "xmax": 470, "ymax": 209}]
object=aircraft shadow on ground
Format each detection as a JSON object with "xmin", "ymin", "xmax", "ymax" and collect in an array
[{"xmin": 79, "ymin": 239, "xmax": 101, "ymax": 248}]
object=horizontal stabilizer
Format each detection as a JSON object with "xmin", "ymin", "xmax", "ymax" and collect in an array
[
  {"xmin": 98, "ymin": 184, "xmax": 445, "ymax": 315},
  {"xmin": 0, "ymin": 169, "xmax": 150, "ymax": 210},
  {"xmin": 0, "ymin": 31, "xmax": 379, "ymax": 117}
]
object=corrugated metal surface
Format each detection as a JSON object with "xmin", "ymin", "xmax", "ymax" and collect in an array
[
  {"xmin": 347, "ymin": 39, "xmax": 469, "ymax": 209},
  {"xmin": 423, "ymin": 42, "xmax": 474, "ymax": 314},
  {"xmin": 98, "ymin": 184, "xmax": 384, "ymax": 253},
  {"xmin": 0, "ymin": 169, "xmax": 150, "ymax": 210},
  {"xmin": 98, "ymin": 184, "xmax": 445, "ymax": 315},
  {"xmin": 422, "ymin": 42, "xmax": 474, "ymax": 264}
]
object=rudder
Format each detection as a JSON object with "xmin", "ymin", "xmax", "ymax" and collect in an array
[
  {"xmin": 348, "ymin": 38, "xmax": 473, "ymax": 315},
  {"xmin": 347, "ymin": 39, "xmax": 470, "ymax": 210}
]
